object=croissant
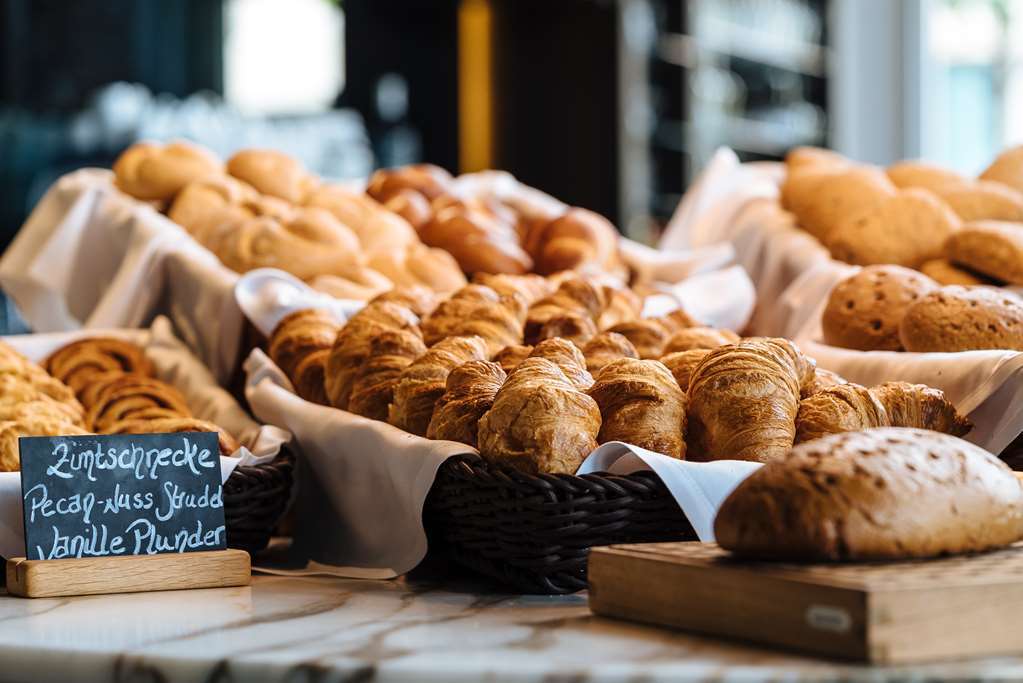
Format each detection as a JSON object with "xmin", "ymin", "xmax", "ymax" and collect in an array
[
  {"xmin": 348, "ymin": 329, "xmax": 428, "ymax": 421},
  {"xmin": 426, "ymin": 360, "xmax": 507, "ymax": 447},
  {"xmin": 105, "ymin": 417, "xmax": 240, "ymax": 456},
  {"xmin": 523, "ymin": 207, "xmax": 624, "ymax": 278},
  {"xmin": 687, "ymin": 338, "xmax": 815, "ymax": 462},
  {"xmin": 802, "ymin": 368, "xmax": 847, "ymax": 397},
  {"xmin": 421, "ymin": 285, "xmax": 526, "ymax": 354},
  {"xmin": 292, "ymin": 348, "xmax": 331, "ymax": 405},
  {"xmin": 366, "ymin": 163, "xmax": 452, "ymax": 204},
  {"xmin": 419, "ymin": 207, "xmax": 533, "ymax": 275},
  {"xmin": 268, "ymin": 309, "xmax": 341, "ymax": 380},
  {"xmin": 369, "ymin": 286, "xmax": 441, "ymax": 318},
  {"xmin": 588, "ymin": 359, "xmax": 686, "ymax": 459},
  {"xmin": 44, "ymin": 338, "xmax": 155, "ymax": 396},
  {"xmin": 659, "ymin": 349, "xmax": 709, "ymax": 392},
  {"xmin": 604, "ymin": 319, "xmax": 673, "ymax": 359},
  {"xmin": 472, "ymin": 273, "xmax": 552, "ymax": 305},
  {"xmin": 86, "ymin": 374, "xmax": 192, "ymax": 433},
  {"xmin": 872, "ymin": 381, "xmax": 972, "ymax": 436},
  {"xmin": 524, "ymin": 276, "xmax": 606, "ymax": 344},
  {"xmin": 324, "ymin": 301, "xmax": 421, "ymax": 410},
  {"xmin": 597, "ymin": 286, "xmax": 643, "ymax": 330},
  {"xmin": 582, "ymin": 332, "xmax": 639, "ymax": 374},
  {"xmin": 478, "ymin": 357, "xmax": 601, "ymax": 474},
  {"xmin": 388, "ymin": 335, "xmax": 489, "ymax": 436},
  {"xmin": 662, "ymin": 327, "xmax": 740, "ymax": 354},
  {"xmin": 492, "ymin": 344, "xmax": 533, "ymax": 374},
  {"xmin": 535, "ymin": 313, "xmax": 598, "ymax": 347},
  {"xmin": 527, "ymin": 338, "xmax": 594, "ymax": 390},
  {"xmin": 285, "ymin": 207, "xmax": 362, "ymax": 251}
]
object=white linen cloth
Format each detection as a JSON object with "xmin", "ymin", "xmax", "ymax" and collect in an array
[
  {"xmin": 0, "ymin": 169, "xmax": 245, "ymax": 382},
  {"xmin": 244, "ymin": 348, "xmax": 761, "ymax": 579},
  {"xmin": 0, "ymin": 316, "xmax": 290, "ymax": 559}
]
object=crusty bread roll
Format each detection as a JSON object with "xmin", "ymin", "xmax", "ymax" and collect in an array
[
  {"xmin": 583, "ymin": 332, "xmax": 639, "ymax": 374},
  {"xmin": 523, "ymin": 207, "xmax": 624, "ymax": 278},
  {"xmin": 588, "ymin": 358, "xmax": 686, "ymax": 459},
  {"xmin": 527, "ymin": 338, "xmax": 593, "ymax": 390},
  {"xmin": 659, "ymin": 349, "xmax": 709, "ymax": 392},
  {"xmin": 821, "ymin": 265, "xmax": 938, "ymax": 351},
  {"xmin": 980, "ymin": 145, "xmax": 1023, "ymax": 193},
  {"xmin": 113, "ymin": 140, "xmax": 222, "ymax": 201},
  {"xmin": 687, "ymin": 338, "xmax": 815, "ymax": 463},
  {"xmin": 899, "ymin": 286, "xmax": 1023, "ymax": 352},
  {"xmin": 714, "ymin": 428, "xmax": 1023, "ymax": 560},
  {"xmin": 478, "ymin": 357, "xmax": 600, "ymax": 474},
  {"xmin": 426, "ymin": 360, "xmax": 506, "ymax": 447},
  {"xmin": 348, "ymin": 329, "xmax": 427, "ymax": 421},
  {"xmin": 945, "ymin": 220, "xmax": 1023, "ymax": 285},
  {"xmin": 226, "ymin": 149, "xmax": 317, "ymax": 203},
  {"xmin": 932, "ymin": 180, "xmax": 1023, "ymax": 222},
  {"xmin": 781, "ymin": 165, "xmax": 895, "ymax": 242}
]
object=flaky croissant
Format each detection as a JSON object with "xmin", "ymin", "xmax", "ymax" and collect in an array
[
  {"xmin": 659, "ymin": 349, "xmax": 709, "ymax": 392},
  {"xmin": 472, "ymin": 273, "xmax": 552, "ymax": 305},
  {"xmin": 492, "ymin": 344, "xmax": 533, "ymax": 374},
  {"xmin": 662, "ymin": 327, "xmax": 740, "ymax": 354},
  {"xmin": 369, "ymin": 286, "xmax": 441, "ymax": 318},
  {"xmin": 872, "ymin": 382, "xmax": 973, "ymax": 436},
  {"xmin": 597, "ymin": 286, "xmax": 643, "ymax": 330},
  {"xmin": 268, "ymin": 309, "xmax": 341, "ymax": 379},
  {"xmin": 388, "ymin": 335, "xmax": 489, "ymax": 436},
  {"xmin": 478, "ymin": 357, "xmax": 601, "ymax": 474},
  {"xmin": 324, "ymin": 301, "xmax": 422, "ymax": 410},
  {"xmin": 523, "ymin": 207, "xmax": 624, "ymax": 278},
  {"xmin": 588, "ymin": 358, "xmax": 686, "ymax": 459},
  {"xmin": 524, "ymin": 276, "xmax": 606, "ymax": 345},
  {"xmin": 687, "ymin": 338, "xmax": 815, "ymax": 462},
  {"xmin": 535, "ymin": 313, "xmax": 598, "ymax": 347},
  {"xmin": 582, "ymin": 332, "xmax": 639, "ymax": 374},
  {"xmin": 421, "ymin": 285, "xmax": 526, "ymax": 354},
  {"xmin": 348, "ymin": 329, "xmax": 428, "ymax": 421},
  {"xmin": 426, "ymin": 360, "xmax": 507, "ymax": 447},
  {"xmin": 527, "ymin": 338, "xmax": 594, "ymax": 390}
]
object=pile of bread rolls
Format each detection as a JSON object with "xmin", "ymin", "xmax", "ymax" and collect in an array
[
  {"xmin": 112, "ymin": 141, "xmax": 631, "ymax": 301},
  {"xmin": 270, "ymin": 272, "xmax": 971, "ymax": 475},
  {"xmin": 782, "ymin": 145, "xmax": 1023, "ymax": 286}
]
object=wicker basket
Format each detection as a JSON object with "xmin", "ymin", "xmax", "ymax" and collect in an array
[
  {"xmin": 424, "ymin": 454, "xmax": 696, "ymax": 594},
  {"xmin": 223, "ymin": 451, "xmax": 295, "ymax": 554}
]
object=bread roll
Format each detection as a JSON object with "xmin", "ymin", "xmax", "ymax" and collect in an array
[
  {"xmin": 945, "ymin": 220, "xmax": 1023, "ymax": 285},
  {"xmin": 781, "ymin": 165, "xmax": 895, "ymax": 242},
  {"xmin": 367, "ymin": 243, "xmax": 468, "ymax": 296},
  {"xmin": 659, "ymin": 349, "xmax": 709, "ymax": 392},
  {"xmin": 588, "ymin": 358, "xmax": 686, "ymax": 459},
  {"xmin": 44, "ymin": 337, "xmax": 154, "ymax": 397},
  {"xmin": 304, "ymin": 184, "xmax": 419, "ymax": 257},
  {"xmin": 478, "ymin": 357, "xmax": 600, "ymax": 474},
  {"xmin": 662, "ymin": 327, "xmax": 740, "ymax": 354},
  {"xmin": 113, "ymin": 140, "xmax": 222, "ymax": 201},
  {"xmin": 821, "ymin": 265, "xmax": 938, "ymax": 351},
  {"xmin": 981, "ymin": 145, "xmax": 1023, "ymax": 193},
  {"xmin": 366, "ymin": 164, "xmax": 452, "ymax": 204},
  {"xmin": 920, "ymin": 259, "xmax": 999, "ymax": 287},
  {"xmin": 420, "ymin": 208, "xmax": 532, "ymax": 275},
  {"xmin": 426, "ymin": 360, "xmax": 506, "ymax": 447},
  {"xmin": 583, "ymin": 332, "xmax": 639, "ymax": 374},
  {"xmin": 932, "ymin": 180, "xmax": 1023, "ymax": 222},
  {"xmin": 527, "ymin": 338, "xmax": 593, "ymax": 390},
  {"xmin": 523, "ymin": 207, "xmax": 623, "ymax": 277},
  {"xmin": 714, "ymin": 428, "xmax": 1023, "ymax": 560},
  {"xmin": 899, "ymin": 286, "xmax": 1023, "ymax": 352},
  {"xmin": 384, "ymin": 189, "xmax": 432, "ymax": 229},
  {"xmin": 347, "ymin": 329, "xmax": 428, "ymax": 421},
  {"xmin": 226, "ymin": 149, "xmax": 316, "ymax": 203},
  {"xmin": 687, "ymin": 338, "xmax": 814, "ymax": 463},
  {"xmin": 389, "ymin": 335, "xmax": 489, "ymax": 436},
  {"xmin": 885, "ymin": 161, "xmax": 964, "ymax": 192}
]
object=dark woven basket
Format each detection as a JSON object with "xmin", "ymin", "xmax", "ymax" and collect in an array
[
  {"xmin": 424, "ymin": 454, "xmax": 696, "ymax": 594},
  {"xmin": 223, "ymin": 450, "xmax": 295, "ymax": 554}
]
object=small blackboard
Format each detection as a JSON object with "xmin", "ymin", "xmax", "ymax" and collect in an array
[{"xmin": 19, "ymin": 432, "xmax": 226, "ymax": 561}]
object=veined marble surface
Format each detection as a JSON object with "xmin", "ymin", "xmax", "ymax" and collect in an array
[{"xmin": 1, "ymin": 573, "xmax": 1022, "ymax": 682}]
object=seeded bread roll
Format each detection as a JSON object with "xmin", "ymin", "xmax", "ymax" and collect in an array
[
  {"xmin": 920, "ymin": 259, "xmax": 1000, "ymax": 287},
  {"xmin": 945, "ymin": 220, "xmax": 1023, "ymax": 285},
  {"xmin": 899, "ymin": 286, "xmax": 1023, "ymax": 352},
  {"xmin": 822, "ymin": 265, "xmax": 938, "ymax": 351},
  {"xmin": 714, "ymin": 428, "xmax": 1023, "ymax": 561}
]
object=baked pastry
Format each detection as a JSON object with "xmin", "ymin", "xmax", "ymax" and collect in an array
[
  {"xmin": 383, "ymin": 189, "xmax": 433, "ymax": 230},
  {"xmin": 781, "ymin": 165, "xmax": 895, "ymax": 241},
  {"xmin": 492, "ymin": 344, "xmax": 533, "ymax": 374},
  {"xmin": 825, "ymin": 189, "xmax": 961, "ymax": 268},
  {"xmin": 981, "ymin": 145, "xmax": 1023, "ymax": 193},
  {"xmin": 268, "ymin": 309, "xmax": 341, "ymax": 381},
  {"xmin": 871, "ymin": 381, "xmax": 972, "ymax": 437},
  {"xmin": 44, "ymin": 337, "xmax": 155, "ymax": 398},
  {"xmin": 366, "ymin": 163, "xmax": 452, "ymax": 204},
  {"xmin": 168, "ymin": 175, "xmax": 260, "ymax": 234},
  {"xmin": 802, "ymin": 367, "xmax": 847, "ymax": 397},
  {"xmin": 582, "ymin": 332, "xmax": 639, "ymax": 374},
  {"xmin": 324, "ymin": 301, "xmax": 422, "ymax": 410},
  {"xmin": 284, "ymin": 207, "xmax": 362, "ymax": 251},
  {"xmin": 347, "ymin": 329, "xmax": 428, "ymax": 421},
  {"xmin": 659, "ymin": 349, "xmax": 709, "ymax": 392},
  {"xmin": 304, "ymin": 184, "xmax": 419, "ymax": 257},
  {"xmin": 662, "ymin": 327, "xmax": 740, "ymax": 354},
  {"xmin": 369, "ymin": 286, "xmax": 440, "ymax": 318},
  {"xmin": 945, "ymin": 220, "xmax": 1023, "ymax": 285},
  {"xmin": 604, "ymin": 311, "xmax": 695, "ymax": 360},
  {"xmin": 105, "ymin": 416, "xmax": 240, "ymax": 456},
  {"xmin": 478, "ymin": 357, "xmax": 601, "ymax": 474},
  {"xmin": 597, "ymin": 286, "xmax": 643, "ymax": 330},
  {"xmin": 113, "ymin": 140, "xmax": 222, "ymax": 201},
  {"xmin": 292, "ymin": 348, "xmax": 331, "ymax": 405},
  {"xmin": 85, "ymin": 374, "xmax": 192, "ymax": 432},
  {"xmin": 899, "ymin": 286, "xmax": 1023, "ymax": 352},
  {"xmin": 785, "ymin": 146, "xmax": 849, "ymax": 171},
  {"xmin": 714, "ymin": 428, "xmax": 1023, "ymax": 560},
  {"xmin": 535, "ymin": 313, "xmax": 598, "ymax": 346},
  {"xmin": 885, "ymin": 160, "xmax": 964, "ymax": 192},
  {"xmin": 472, "ymin": 273, "xmax": 552, "ymax": 305},
  {"xmin": 0, "ymin": 417, "xmax": 90, "ymax": 472},
  {"xmin": 0, "ymin": 356, "xmax": 82, "ymax": 410},
  {"xmin": 389, "ymin": 335, "xmax": 489, "ymax": 436},
  {"xmin": 226, "ymin": 149, "xmax": 316, "ymax": 203},
  {"xmin": 419, "ymin": 207, "xmax": 533, "ymax": 275},
  {"xmin": 366, "ymin": 243, "xmax": 468, "ymax": 295},
  {"xmin": 421, "ymin": 285, "xmax": 526, "ymax": 354},
  {"xmin": 524, "ymin": 276, "xmax": 605, "ymax": 345},
  {"xmin": 932, "ymin": 180, "xmax": 1023, "ymax": 222},
  {"xmin": 588, "ymin": 358, "xmax": 686, "ymax": 459},
  {"xmin": 523, "ymin": 207, "xmax": 624, "ymax": 277},
  {"xmin": 821, "ymin": 265, "xmax": 938, "ymax": 351},
  {"xmin": 527, "ymin": 338, "xmax": 594, "ymax": 390},
  {"xmin": 686, "ymin": 338, "xmax": 815, "ymax": 463},
  {"xmin": 920, "ymin": 258, "xmax": 999, "ymax": 287},
  {"xmin": 426, "ymin": 360, "xmax": 506, "ymax": 447}
]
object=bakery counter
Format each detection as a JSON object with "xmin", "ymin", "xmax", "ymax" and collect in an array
[{"xmin": 1, "ymin": 574, "xmax": 1022, "ymax": 682}]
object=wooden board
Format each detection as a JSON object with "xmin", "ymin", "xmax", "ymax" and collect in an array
[
  {"xmin": 5, "ymin": 549, "xmax": 251, "ymax": 598},
  {"xmin": 588, "ymin": 541, "xmax": 1023, "ymax": 664}
]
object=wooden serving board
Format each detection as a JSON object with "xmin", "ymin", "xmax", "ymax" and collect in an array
[{"xmin": 588, "ymin": 541, "xmax": 1023, "ymax": 664}]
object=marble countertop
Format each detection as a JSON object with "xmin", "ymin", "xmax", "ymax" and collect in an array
[{"xmin": 1, "ymin": 573, "xmax": 1023, "ymax": 682}]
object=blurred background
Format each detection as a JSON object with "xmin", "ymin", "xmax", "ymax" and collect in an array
[{"xmin": 1, "ymin": 0, "xmax": 1021, "ymax": 246}]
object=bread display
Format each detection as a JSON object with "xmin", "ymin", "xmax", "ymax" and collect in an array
[
  {"xmin": 587, "ymin": 358, "xmax": 686, "ymax": 459},
  {"xmin": 714, "ymin": 428, "xmax": 1023, "ymax": 561},
  {"xmin": 945, "ymin": 220, "xmax": 1023, "ymax": 285},
  {"xmin": 347, "ymin": 329, "xmax": 428, "ymax": 421},
  {"xmin": 477, "ymin": 357, "xmax": 601, "ymax": 474},
  {"xmin": 426, "ymin": 360, "xmax": 506, "ymax": 447},
  {"xmin": 899, "ymin": 286, "xmax": 1023, "ymax": 352},
  {"xmin": 821, "ymin": 265, "xmax": 938, "ymax": 351},
  {"xmin": 582, "ymin": 332, "xmax": 639, "ymax": 374},
  {"xmin": 388, "ymin": 335, "xmax": 489, "ymax": 436},
  {"xmin": 687, "ymin": 338, "xmax": 815, "ymax": 463}
]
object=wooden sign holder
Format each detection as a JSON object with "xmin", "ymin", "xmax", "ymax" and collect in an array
[{"xmin": 6, "ymin": 549, "xmax": 251, "ymax": 598}]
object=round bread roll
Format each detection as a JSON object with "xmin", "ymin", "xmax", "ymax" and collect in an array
[
  {"xmin": 714, "ymin": 428, "xmax": 1023, "ymax": 561},
  {"xmin": 113, "ymin": 140, "xmax": 222, "ymax": 202},
  {"xmin": 945, "ymin": 220, "xmax": 1023, "ymax": 285},
  {"xmin": 919, "ymin": 259, "xmax": 999, "ymax": 287},
  {"xmin": 932, "ymin": 180, "xmax": 1023, "ymax": 223},
  {"xmin": 781, "ymin": 165, "xmax": 895, "ymax": 242},
  {"xmin": 226, "ymin": 149, "xmax": 316, "ymax": 203},
  {"xmin": 885, "ymin": 160, "xmax": 964, "ymax": 192},
  {"xmin": 980, "ymin": 145, "xmax": 1023, "ymax": 193},
  {"xmin": 822, "ymin": 265, "xmax": 938, "ymax": 351},
  {"xmin": 784, "ymin": 146, "xmax": 848, "ymax": 172},
  {"xmin": 899, "ymin": 286, "xmax": 1023, "ymax": 352}
]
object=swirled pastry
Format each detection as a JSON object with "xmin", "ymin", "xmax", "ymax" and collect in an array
[
  {"xmin": 105, "ymin": 417, "xmax": 240, "ymax": 456},
  {"xmin": 45, "ymin": 338, "xmax": 155, "ymax": 398}
]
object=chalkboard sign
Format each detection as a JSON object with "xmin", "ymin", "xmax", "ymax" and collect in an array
[{"xmin": 19, "ymin": 432, "xmax": 226, "ymax": 561}]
